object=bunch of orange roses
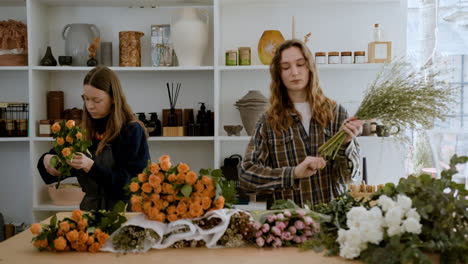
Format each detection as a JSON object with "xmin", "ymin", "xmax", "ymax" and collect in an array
[
  {"xmin": 128, "ymin": 155, "xmax": 225, "ymax": 223},
  {"xmin": 30, "ymin": 209, "xmax": 109, "ymax": 253},
  {"xmin": 49, "ymin": 120, "xmax": 92, "ymax": 188}
]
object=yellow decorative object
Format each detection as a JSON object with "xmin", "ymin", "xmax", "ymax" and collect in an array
[{"xmin": 258, "ymin": 30, "xmax": 285, "ymax": 65}]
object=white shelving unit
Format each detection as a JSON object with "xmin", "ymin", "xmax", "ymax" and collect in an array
[{"xmin": 0, "ymin": 0, "xmax": 408, "ymax": 222}]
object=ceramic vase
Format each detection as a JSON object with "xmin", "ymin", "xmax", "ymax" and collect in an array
[
  {"xmin": 258, "ymin": 30, "xmax": 285, "ymax": 65},
  {"xmin": 119, "ymin": 31, "xmax": 144, "ymax": 67},
  {"xmin": 171, "ymin": 8, "xmax": 209, "ymax": 66}
]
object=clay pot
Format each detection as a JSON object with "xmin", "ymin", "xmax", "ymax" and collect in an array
[{"xmin": 234, "ymin": 90, "xmax": 269, "ymax": 136}]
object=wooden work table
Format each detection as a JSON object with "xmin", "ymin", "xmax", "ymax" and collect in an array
[{"xmin": 0, "ymin": 212, "xmax": 439, "ymax": 264}]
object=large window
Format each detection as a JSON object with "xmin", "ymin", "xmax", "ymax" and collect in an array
[{"xmin": 407, "ymin": 0, "xmax": 468, "ymax": 129}]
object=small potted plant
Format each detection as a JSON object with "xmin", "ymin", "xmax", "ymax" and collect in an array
[{"xmin": 47, "ymin": 120, "xmax": 92, "ymax": 206}]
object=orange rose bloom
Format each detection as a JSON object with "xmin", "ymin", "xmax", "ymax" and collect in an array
[
  {"xmin": 149, "ymin": 162, "xmax": 160, "ymax": 174},
  {"xmin": 155, "ymin": 200, "xmax": 164, "ymax": 211},
  {"xmin": 131, "ymin": 195, "xmax": 142, "ymax": 206},
  {"xmin": 51, "ymin": 122, "xmax": 61, "ymax": 133},
  {"xmin": 59, "ymin": 221, "xmax": 70, "ymax": 233},
  {"xmin": 96, "ymin": 231, "xmax": 109, "ymax": 245},
  {"xmin": 149, "ymin": 206, "xmax": 159, "ymax": 220},
  {"xmin": 66, "ymin": 120, "xmax": 75, "ymax": 129},
  {"xmin": 56, "ymin": 137, "xmax": 65, "ymax": 146},
  {"xmin": 78, "ymin": 231, "xmax": 88, "ymax": 244},
  {"xmin": 76, "ymin": 132, "xmax": 82, "ymax": 140},
  {"xmin": 194, "ymin": 181, "xmax": 204, "ymax": 192},
  {"xmin": 168, "ymin": 173, "xmax": 176, "ymax": 182},
  {"xmin": 155, "ymin": 212, "xmax": 166, "ymax": 222},
  {"xmin": 141, "ymin": 182, "xmax": 152, "ymax": 193},
  {"xmin": 138, "ymin": 172, "xmax": 148, "ymax": 183},
  {"xmin": 66, "ymin": 135, "xmax": 73, "ymax": 144},
  {"xmin": 166, "ymin": 205, "xmax": 177, "ymax": 215},
  {"xmin": 77, "ymin": 219, "xmax": 87, "ymax": 231},
  {"xmin": 185, "ymin": 171, "xmax": 197, "ymax": 185},
  {"xmin": 167, "ymin": 214, "xmax": 178, "ymax": 222},
  {"xmin": 156, "ymin": 172, "xmax": 165, "ymax": 182},
  {"xmin": 61, "ymin": 147, "xmax": 71, "ymax": 158},
  {"xmin": 66, "ymin": 229, "xmax": 79, "ymax": 242},
  {"xmin": 189, "ymin": 203, "xmax": 204, "ymax": 218},
  {"xmin": 30, "ymin": 223, "xmax": 42, "ymax": 235},
  {"xmin": 88, "ymin": 242, "xmax": 101, "ymax": 253},
  {"xmin": 148, "ymin": 174, "xmax": 161, "ymax": 188},
  {"xmin": 72, "ymin": 209, "xmax": 83, "ymax": 222},
  {"xmin": 176, "ymin": 202, "xmax": 188, "ymax": 215},
  {"xmin": 143, "ymin": 200, "xmax": 152, "ymax": 213},
  {"xmin": 178, "ymin": 163, "xmax": 189, "ymax": 173},
  {"xmin": 160, "ymin": 160, "xmax": 171, "ymax": 171},
  {"xmin": 201, "ymin": 196, "xmax": 212, "ymax": 210},
  {"xmin": 153, "ymin": 185, "xmax": 162, "ymax": 194},
  {"xmin": 159, "ymin": 155, "xmax": 170, "ymax": 163},
  {"xmin": 165, "ymin": 194, "xmax": 175, "ymax": 202},
  {"xmin": 176, "ymin": 173, "xmax": 186, "ymax": 184},
  {"xmin": 33, "ymin": 239, "xmax": 47, "ymax": 249},
  {"xmin": 201, "ymin": 175, "xmax": 211, "ymax": 185},
  {"xmin": 87, "ymin": 236, "xmax": 94, "ymax": 245},
  {"xmin": 130, "ymin": 182, "xmax": 140, "ymax": 192},
  {"xmin": 150, "ymin": 193, "xmax": 160, "ymax": 203},
  {"xmin": 163, "ymin": 200, "xmax": 169, "ymax": 209},
  {"xmin": 215, "ymin": 196, "xmax": 225, "ymax": 209},
  {"xmin": 132, "ymin": 203, "xmax": 142, "ymax": 212},
  {"xmin": 165, "ymin": 183, "xmax": 175, "ymax": 195}
]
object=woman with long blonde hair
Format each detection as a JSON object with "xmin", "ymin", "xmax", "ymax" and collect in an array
[
  {"xmin": 240, "ymin": 39, "xmax": 362, "ymax": 207},
  {"xmin": 38, "ymin": 66, "xmax": 150, "ymax": 210}
]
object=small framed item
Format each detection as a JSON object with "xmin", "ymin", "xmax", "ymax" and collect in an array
[{"xmin": 368, "ymin": 41, "xmax": 391, "ymax": 63}]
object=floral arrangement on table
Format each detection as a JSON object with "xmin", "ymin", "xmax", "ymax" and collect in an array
[
  {"xmin": 302, "ymin": 154, "xmax": 468, "ymax": 264},
  {"xmin": 29, "ymin": 201, "xmax": 127, "ymax": 253},
  {"xmin": 319, "ymin": 59, "xmax": 457, "ymax": 159},
  {"xmin": 127, "ymin": 155, "xmax": 237, "ymax": 223},
  {"xmin": 49, "ymin": 120, "xmax": 92, "ymax": 188},
  {"xmin": 251, "ymin": 200, "xmax": 326, "ymax": 248}
]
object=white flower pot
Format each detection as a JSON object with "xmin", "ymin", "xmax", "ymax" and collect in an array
[{"xmin": 171, "ymin": 8, "xmax": 209, "ymax": 66}]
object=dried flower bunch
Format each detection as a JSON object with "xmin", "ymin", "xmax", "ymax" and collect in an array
[
  {"xmin": 0, "ymin": 19, "xmax": 27, "ymax": 51},
  {"xmin": 112, "ymin": 225, "xmax": 160, "ymax": 253},
  {"xmin": 49, "ymin": 120, "xmax": 92, "ymax": 188},
  {"xmin": 128, "ymin": 155, "xmax": 225, "ymax": 223},
  {"xmin": 217, "ymin": 211, "xmax": 255, "ymax": 248},
  {"xmin": 319, "ymin": 59, "xmax": 457, "ymax": 159}
]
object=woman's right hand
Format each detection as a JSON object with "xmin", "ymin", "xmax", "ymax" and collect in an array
[
  {"xmin": 43, "ymin": 154, "xmax": 60, "ymax": 177},
  {"xmin": 294, "ymin": 157, "xmax": 326, "ymax": 179}
]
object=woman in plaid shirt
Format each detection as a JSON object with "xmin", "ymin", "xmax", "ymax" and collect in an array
[{"xmin": 239, "ymin": 39, "xmax": 363, "ymax": 208}]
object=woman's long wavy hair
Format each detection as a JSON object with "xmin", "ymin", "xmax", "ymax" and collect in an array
[
  {"xmin": 82, "ymin": 66, "xmax": 147, "ymax": 155},
  {"xmin": 268, "ymin": 39, "xmax": 336, "ymax": 134}
]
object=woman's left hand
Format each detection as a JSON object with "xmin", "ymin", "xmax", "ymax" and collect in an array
[
  {"xmin": 342, "ymin": 116, "xmax": 363, "ymax": 144},
  {"xmin": 66, "ymin": 152, "xmax": 94, "ymax": 173}
]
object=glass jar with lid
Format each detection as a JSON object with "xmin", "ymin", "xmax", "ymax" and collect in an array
[
  {"xmin": 341, "ymin": 51, "xmax": 352, "ymax": 64},
  {"xmin": 354, "ymin": 51, "xmax": 366, "ymax": 64},
  {"xmin": 225, "ymin": 50, "xmax": 237, "ymax": 66},
  {"xmin": 328, "ymin": 52, "xmax": 339, "ymax": 64},
  {"xmin": 315, "ymin": 52, "xmax": 326, "ymax": 64}
]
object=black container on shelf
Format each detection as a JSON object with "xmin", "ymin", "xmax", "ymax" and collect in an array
[
  {"xmin": 135, "ymin": 112, "xmax": 148, "ymax": 128},
  {"xmin": 148, "ymin": 112, "xmax": 162, "ymax": 136},
  {"xmin": 186, "ymin": 111, "xmax": 195, "ymax": 136}
]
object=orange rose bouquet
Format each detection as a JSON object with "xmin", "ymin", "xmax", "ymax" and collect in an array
[
  {"xmin": 29, "ymin": 201, "xmax": 127, "ymax": 253},
  {"xmin": 49, "ymin": 120, "xmax": 92, "ymax": 188},
  {"xmin": 127, "ymin": 155, "xmax": 237, "ymax": 223}
]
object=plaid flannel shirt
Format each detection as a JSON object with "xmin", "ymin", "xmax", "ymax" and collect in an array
[{"xmin": 239, "ymin": 104, "xmax": 360, "ymax": 207}]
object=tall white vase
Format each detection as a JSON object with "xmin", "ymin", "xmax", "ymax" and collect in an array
[{"xmin": 171, "ymin": 8, "xmax": 209, "ymax": 66}]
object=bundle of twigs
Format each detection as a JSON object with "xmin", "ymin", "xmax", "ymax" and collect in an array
[
  {"xmin": 319, "ymin": 59, "xmax": 457, "ymax": 159},
  {"xmin": 166, "ymin": 82, "xmax": 181, "ymax": 109}
]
